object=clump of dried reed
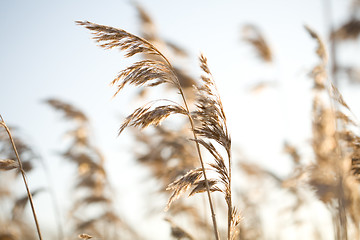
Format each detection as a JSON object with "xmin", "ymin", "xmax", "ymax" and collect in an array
[
  {"xmin": 0, "ymin": 115, "xmax": 43, "ymax": 240},
  {"xmin": 305, "ymin": 25, "xmax": 360, "ymax": 240},
  {"xmin": 46, "ymin": 99, "xmax": 139, "ymax": 239},
  {"xmin": 237, "ymin": 21, "xmax": 360, "ymax": 239},
  {"xmin": 77, "ymin": 19, "xmax": 240, "ymax": 239},
  {"xmin": 131, "ymin": 5, "xmax": 213, "ymax": 237}
]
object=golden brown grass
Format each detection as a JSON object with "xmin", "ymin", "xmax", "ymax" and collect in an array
[
  {"xmin": 46, "ymin": 99, "xmax": 139, "ymax": 239},
  {"xmin": 242, "ymin": 24, "xmax": 272, "ymax": 63},
  {"xmin": 0, "ymin": 115, "xmax": 43, "ymax": 240},
  {"xmin": 305, "ymin": 24, "xmax": 360, "ymax": 240},
  {"xmin": 2, "ymin": 3, "xmax": 360, "ymax": 240},
  {"xmin": 75, "ymin": 13, "xmax": 251, "ymax": 237}
]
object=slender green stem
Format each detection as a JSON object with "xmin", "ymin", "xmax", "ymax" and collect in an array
[{"xmin": 0, "ymin": 116, "xmax": 43, "ymax": 240}]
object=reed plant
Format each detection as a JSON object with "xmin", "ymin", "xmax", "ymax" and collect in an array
[
  {"xmin": 77, "ymin": 19, "xmax": 241, "ymax": 239},
  {"xmin": 46, "ymin": 99, "xmax": 139, "ymax": 240},
  {"xmin": 0, "ymin": 116, "xmax": 42, "ymax": 240},
  {"xmin": 1, "ymin": 2, "xmax": 360, "ymax": 239}
]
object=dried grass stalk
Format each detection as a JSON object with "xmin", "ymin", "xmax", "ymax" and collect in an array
[
  {"xmin": 119, "ymin": 103, "xmax": 187, "ymax": 135},
  {"xmin": 305, "ymin": 25, "xmax": 360, "ymax": 240},
  {"xmin": 192, "ymin": 55, "xmax": 238, "ymax": 239},
  {"xmin": 0, "ymin": 115, "xmax": 43, "ymax": 240},
  {"xmin": 78, "ymin": 20, "xmax": 221, "ymax": 239}
]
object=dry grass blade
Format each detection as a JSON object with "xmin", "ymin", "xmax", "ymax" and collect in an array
[
  {"xmin": 242, "ymin": 24, "xmax": 272, "ymax": 62},
  {"xmin": 283, "ymin": 142, "xmax": 301, "ymax": 164},
  {"xmin": 165, "ymin": 218, "xmax": 194, "ymax": 240},
  {"xmin": 134, "ymin": 2, "xmax": 157, "ymax": 42},
  {"xmin": 188, "ymin": 179, "xmax": 220, "ymax": 196},
  {"xmin": 194, "ymin": 55, "xmax": 231, "ymax": 152},
  {"xmin": 76, "ymin": 21, "xmax": 168, "ymax": 61},
  {"xmin": 305, "ymin": 25, "xmax": 327, "ymax": 90},
  {"xmin": 332, "ymin": 19, "xmax": 360, "ymax": 40},
  {"xmin": 0, "ymin": 159, "xmax": 19, "ymax": 170},
  {"xmin": 119, "ymin": 104, "xmax": 187, "ymax": 135},
  {"xmin": 62, "ymin": 151, "xmax": 105, "ymax": 174},
  {"xmin": 78, "ymin": 233, "xmax": 93, "ymax": 239},
  {"xmin": 166, "ymin": 168, "xmax": 203, "ymax": 210},
  {"xmin": 82, "ymin": 196, "xmax": 110, "ymax": 205},
  {"xmin": 352, "ymin": 158, "xmax": 360, "ymax": 180},
  {"xmin": 330, "ymin": 83, "xmax": 351, "ymax": 110},
  {"xmin": 165, "ymin": 41, "xmax": 188, "ymax": 57},
  {"xmin": 46, "ymin": 99, "xmax": 88, "ymax": 122},
  {"xmin": 111, "ymin": 60, "xmax": 176, "ymax": 96},
  {"xmin": 209, "ymin": 160, "xmax": 229, "ymax": 187},
  {"xmin": 230, "ymin": 207, "xmax": 242, "ymax": 240},
  {"xmin": 305, "ymin": 25, "xmax": 327, "ymax": 64},
  {"xmin": 135, "ymin": 2, "xmax": 153, "ymax": 27},
  {"xmin": 193, "ymin": 139, "xmax": 224, "ymax": 165},
  {"xmin": 172, "ymin": 67, "xmax": 197, "ymax": 90},
  {"xmin": 335, "ymin": 111, "xmax": 356, "ymax": 126}
]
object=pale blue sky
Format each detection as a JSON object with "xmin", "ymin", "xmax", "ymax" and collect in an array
[{"xmin": 0, "ymin": 0, "xmax": 357, "ymax": 239}]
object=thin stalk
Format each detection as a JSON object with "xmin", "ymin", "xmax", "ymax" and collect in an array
[
  {"xmin": 159, "ymin": 48, "xmax": 220, "ymax": 240},
  {"xmin": 323, "ymin": 82, "xmax": 348, "ymax": 240},
  {"xmin": 206, "ymin": 67, "xmax": 232, "ymax": 240},
  {"xmin": 318, "ymin": 2, "xmax": 348, "ymax": 235},
  {"xmin": 227, "ymin": 150, "xmax": 232, "ymax": 240},
  {"xmin": 323, "ymin": 85, "xmax": 348, "ymax": 240},
  {"xmin": 180, "ymin": 87, "xmax": 220, "ymax": 240},
  {"xmin": 0, "ymin": 116, "xmax": 43, "ymax": 240}
]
